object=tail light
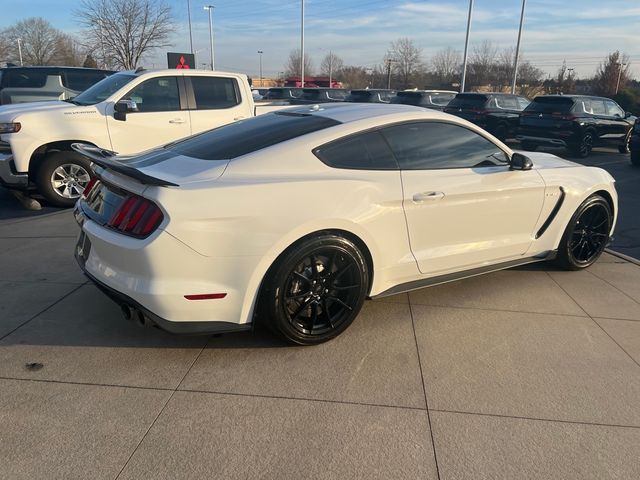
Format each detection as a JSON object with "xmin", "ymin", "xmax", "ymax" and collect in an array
[
  {"xmin": 107, "ymin": 194, "xmax": 164, "ymax": 238},
  {"xmin": 81, "ymin": 177, "xmax": 100, "ymax": 199},
  {"xmin": 552, "ymin": 112, "xmax": 576, "ymax": 121}
]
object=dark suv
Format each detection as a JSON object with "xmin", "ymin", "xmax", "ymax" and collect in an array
[
  {"xmin": 0, "ymin": 66, "xmax": 114, "ymax": 104},
  {"xmin": 289, "ymin": 88, "xmax": 348, "ymax": 105},
  {"xmin": 630, "ymin": 117, "xmax": 640, "ymax": 166},
  {"xmin": 517, "ymin": 95, "xmax": 635, "ymax": 158},
  {"xmin": 443, "ymin": 92, "xmax": 530, "ymax": 140},
  {"xmin": 261, "ymin": 87, "xmax": 302, "ymax": 101},
  {"xmin": 345, "ymin": 89, "xmax": 396, "ymax": 104},
  {"xmin": 390, "ymin": 90, "xmax": 457, "ymax": 111}
]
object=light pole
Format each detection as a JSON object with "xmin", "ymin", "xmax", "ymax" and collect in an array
[
  {"xmin": 386, "ymin": 58, "xmax": 396, "ymax": 90},
  {"xmin": 328, "ymin": 50, "xmax": 333, "ymax": 87},
  {"xmin": 511, "ymin": 0, "xmax": 527, "ymax": 94},
  {"xmin": 187, "ymin": 0, "xmax": 193, "ymax": 53},
  {"xmin": 204, "ymin": 5, "xmax": 215, "ymax": 71},
  {"xmin": 17, "ymin": 38, "xmax": 23, "ymax": 66},
  {"xmin": 460, "ymin": 0, "xmax": 474, "ymax": 92},
  {"xmin": 300, "ymin": 0, "xmax": 305, "ymax": 87},
  {"xmin": 257, "ymin": 50, "xmax": 263, "ymax": 82},
  {"xmin": 615, "ymin": 62, "xmax": 626, "ymax": 94}
]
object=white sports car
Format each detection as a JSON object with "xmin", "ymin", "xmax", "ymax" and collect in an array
[{"xmin": 73, "ymin": 103, "xmax": 617, "ymax": 345}]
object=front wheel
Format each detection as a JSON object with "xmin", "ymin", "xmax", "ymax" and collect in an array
[
  {"xmin": 555, "ymin": 195, "xmax": 612, "ymax": 270},
  {"xmin": 569, "ymin": 131, "xmax": 594, "ymax": 158},
  {"xmin": 262, "ymin": 234, "xmax": 369, "ymax": 345},
  {"xmin": 35, "ymin": 151, "xmax": 94, "ymax": 208},
  {"xmin": 618, "ymin": 133, "xmax": 631, "ymax": 154}
]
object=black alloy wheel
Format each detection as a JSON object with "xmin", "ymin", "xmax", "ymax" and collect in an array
[
  {"xmin": 571, "ymin": 131, "xmax": 594, "ymax": 158},
  {"xmin": 263, "ymin": 234, "xmax": 368, "ymax": 345},
  {"xmin": 618, "ymin": 133, "xmax": 631, "ymax": 154},
  {"xmin": 556, "ymin": 195, "xmax": 611, "ymax": 270}
]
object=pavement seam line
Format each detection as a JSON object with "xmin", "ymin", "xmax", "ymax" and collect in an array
[
  {"xmin": 408, "ymin": 296, "xmax": 442, "ymax": 480},
  {"xmin": 408, "ymin": 301, "xmax": 589, "ymax": 318},
  {"xmin": 430, "ymin": 408, "xmax": 640, "ymax": 430},
  {"xmin": 0, "ymin": 235, "xmax": 77, "ymax": 239},
  {"xmin": 113, "ymin": 338, "xmax": 211, "ymax": 480},
  {"xmin": 0, "ymin": 283, "xmax": 84, "ymax": 342},
  {"xmin": 0, "ymin": 209, "xmax": 70, "ymax": 225},
  {"xmin": 546, "ymin": 271, "xmax": 640, "ymax": 370},
  {"xmin": 586, "ymin": 268, "xmax": 640, "ymax": 306}
]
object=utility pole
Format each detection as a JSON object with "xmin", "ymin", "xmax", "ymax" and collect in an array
[
  {"xmin": 258, "ymin": 50, "xmax": 263, "ymax": 82},
  {"xmin": 300, "ymin": 0, "xmax": 305, "ymax": 87},
  {"xmin": 460, "ymin": 0, "xmax": 474, "ymax": 92},
  {"xmin": 511, "ymin": 0, "xmax": 527, "ymax": 94},
  {"xmin": 187, "ymin": 0, "xmax": 193, "ymax": 54},
  {"xmin": 329, "ymin": 51, "xmax": 333, "ymax": 87},
  {"xmin": 386, "ymin": 59, "xmax": 395, "ymax": 90},
  {"xmin": 17, "ymin": 38, "xmax": 23, "ymax": 66},
  {"xmin": 615, "ymin": 62, "xmax": 626, "ymax": 94},
  {"xmin": 204, "ymin": 5, "xmax": 215, "ymax": 71}
]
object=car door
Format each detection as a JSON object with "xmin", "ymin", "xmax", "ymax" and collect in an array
[
  {"xmin": 105, "ymin": 75, "xmax": 190, "ymax": 155},
  {"xmin": 589, "ymin": 98, "xmax": 610, "ymax": 141},
  {"xmin": 382, "ymin": 121, "xmax": 546, "ymax": 275},
  {"xmin": 185, "ymin": 75, "xmax": 252, "ymax": 135},
  {"xmin": 605, "ymin": 100, "xmax": 630, "ymax": 141}
]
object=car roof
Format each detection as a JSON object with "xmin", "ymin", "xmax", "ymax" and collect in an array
[
  {"xmin": 534, "ymin": 94, "xmax": 612, "ymax": 101},
  {"xmin": 0, "ymin": 66, "xmax": 113, "ymax": 72},
  {"xmin": 280, "ymin": 102, "xmax": 449, "ymax": 124}
]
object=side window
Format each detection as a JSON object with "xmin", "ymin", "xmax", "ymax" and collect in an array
[
  {"xmin": 496, "ymin": 96, "xmax": 518, "ymax": 109},
  {"xmin": 576, "ymin": 100, "xmax": 593, "ymax": 114},
  {"xmin": 313, "ymin": 130, "xmax": 397, "ymax": 170},
  {"xmin": 62, "ymin": 70, "xmax": 107, "ymax": 92},
  {"xmin": 381, "ymin": 122, "xmax": 509, "ymax": 170},
  {"xmin": 4, "ymin": 69, "xmax": 49, "ymax": 88},
  {"xmin": 190, "ymin": 76, "xmax": 239, "ymax": 109},
  {"xmin": 605, "ymin": 101, "xmax": 624, "ymax": 117},
  {"xmin": 591, "ymin": 99, "xmax": 607, "ymax": 115},
  {"xmin": 124, "ymin": 77, "xmax": 180, "ymax": 112},
  {"xmin": 517, "ymin": 97, "xmax": 530, "ymax": 110}
]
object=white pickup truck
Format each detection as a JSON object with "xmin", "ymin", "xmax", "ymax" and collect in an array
[{"xmin": 0, "ymin": 69, "xmax": 287, "ymax": 207}]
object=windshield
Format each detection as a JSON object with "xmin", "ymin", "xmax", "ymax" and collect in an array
[{"xmin": 72, "ymin": 73, "xmax": 137, "ymax": 105}]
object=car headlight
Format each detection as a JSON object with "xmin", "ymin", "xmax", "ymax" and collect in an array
[{"xmin": 0, "ymin": 123, "xmax": 21, "ymax": 133}]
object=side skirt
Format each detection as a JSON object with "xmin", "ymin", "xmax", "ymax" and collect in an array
[{"xmin": 371, "ymin": 250, "xmax": 557, "ymax": 299}]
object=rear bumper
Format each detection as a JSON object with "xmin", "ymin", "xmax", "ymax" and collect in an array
[{"xmin": 0, "ymin": 153, "xmax": 28, "ymax": 189}]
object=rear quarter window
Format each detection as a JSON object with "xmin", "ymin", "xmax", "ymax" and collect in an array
[{"xmin": 313, "ymin": 131, "xmax": 397, "ymax": 170}]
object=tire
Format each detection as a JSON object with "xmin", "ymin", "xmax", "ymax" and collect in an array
[
  {"xmin": 521, "ymin": 141, "xmax": 537, "ymax": 152},
  {"xmin": 618, "ymin": 133, "xmax": 631, "ymax": 154},
  {"xmin": 35, "ymin": 151, "xmax": 94, "ymax": 208},
  {"xmin": 569, "ymin": 131, "xmax": 595, "ymax": 158},
  {"xmin": 555, "ymin": 195, "xmax": 612, "ymax": 270},
  {"xmin": 261, "ymin": 233, "xmax": 369, "ymax": 345},
  {"xmin": 631, "ymin": 150, "xmax": 640, "ymax": 166}
]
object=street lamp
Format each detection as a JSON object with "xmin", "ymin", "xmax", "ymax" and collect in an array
[
  {"xmin": 300, "ymin": 0, "xmax": 305, "ymax": 87},
  {"xmin": 204, "ymin": 5, "xmax": 215, "ymax": 71},
  {"xmin": 615, "ymin": 62, "xmax": 627, "ymax": 94},
  {"xmin": 460, "ymin": 0, "xmax": 474, "ymax": 92},
  {"xmin": 257, "ymin": 50, "xmax": 263, "ymax": 82},
  {"xmin": 511, "ymin": 0, "xmax": 527, "ymax": 94},
  {"xmin": 187, "ymin": 0, "xmax": 194, "ymax": 53}
]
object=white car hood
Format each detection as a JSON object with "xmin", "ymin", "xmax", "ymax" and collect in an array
[
  {"xmin": 0, "ymin": 100, "xmax": 89, "ymax": 121},
  {"xmin": 517, "ymin": 151, "xmax": 580, "ymax": 170}
]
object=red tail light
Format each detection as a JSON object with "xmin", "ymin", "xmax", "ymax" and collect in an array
[
  {"xmin": 81, "ymin": 177, "xmax": 99, "ymax": 199},
  {"xmin": 107, "ymin": 194, "xmax": 164, "ymax": 238}
]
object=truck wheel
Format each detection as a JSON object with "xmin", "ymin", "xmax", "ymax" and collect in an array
[
  {"xmin": 35, "ymin": 151, "xmax": 94, "ymax": 208},
  {"xmin": 631, "ymin": 150, "xmax": 640, "ymax": 166}
]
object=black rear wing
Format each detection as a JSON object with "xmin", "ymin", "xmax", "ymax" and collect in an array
[{"xmin": 71, "ymin": 143, "xmax": 178, "ymax": 187}]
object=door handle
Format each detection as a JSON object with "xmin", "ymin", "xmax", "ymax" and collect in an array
[
  {"xmin": 169, "ymin": 118, "xmax": 186, "ymax": 124},
  {"xmin": 413, "ymin": 191, "xmax": 445, "ymax": 203},
  {"xmin": 233, "ymin": 116, "xmax": 246, "ymax": 121}
]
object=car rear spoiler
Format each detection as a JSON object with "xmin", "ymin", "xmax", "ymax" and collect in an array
[{"xmin": 71, "ymin": 143, "xmax": 179, "ymax": 187}]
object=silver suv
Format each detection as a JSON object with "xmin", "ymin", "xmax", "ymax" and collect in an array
[{"xmin": 0, "ymin": 66, "xmax": 115, "ymax": 105}]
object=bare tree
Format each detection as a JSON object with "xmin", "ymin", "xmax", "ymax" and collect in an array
[
  {"xmin": 320, "ymin": 52, "xmax": 343, "ymax": 79},
  {"xmin": 0, "ymin": 37, "xmax": 9, "ymax": 65},
  {"xmin": 284, "ymin": 48, "xmax": 313, "ymax": 78},
  {"xmin": 431, "ymin": 47, "xmax": 460, "ymax": 85},
  {"xmin": 338, "ymin": 66, "xmax": 370, "ymax": 89},
  {"xmin": 386, "ymin": 38, "xmax": 424, "ymax": 89},
  {"xmin": 2, "ymin": 17, "xmax": 62, "ymax": 65},
  {"xmin": 51, "ymin": 34, "xmax": 85, "ymax": 67},
  {"xmin": 593, "ymin": 50, "xmax": 631, "ymax": 95},
  {"xmin": 469, "ymin": 40, "xmax": 498, "ymax": 86},
  {"xmin": 76, "ymin": 0, "xmax": 174, "ymax": 70}
]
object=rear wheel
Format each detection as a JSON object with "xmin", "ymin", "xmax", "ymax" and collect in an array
[
  {"xmin": 570, "ymin": 131, "xmax": 594, "ymax": 158},
  {"xmin": 262, "ymin": 234, "xmax": 369, "ymax": 345},
  {"xmin": 555, "ymin": 195, "xmax": 612, "ymax": 270},
  {"xmin": 35, "ymin": 151, "xmax": 94, "ymax": 208}
]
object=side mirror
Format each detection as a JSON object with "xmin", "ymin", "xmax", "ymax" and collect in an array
[
  {"xmin": 625, "ymin": 111, "xmax": 633, "ymax": 118},
  {"xmin": 113, "ymin": 99, "xmax": 138, "ymax": 121},
  {"xmin": 510, "ymin": 152, "xmax": 533, "ymax": 171}
]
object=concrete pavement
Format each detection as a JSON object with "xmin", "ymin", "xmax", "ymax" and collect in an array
[{"xmin": 1, "ymin": 209, "xmax": 639, "ymax": 480}]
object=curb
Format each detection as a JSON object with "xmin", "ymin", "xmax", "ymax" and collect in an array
[{"xmin": 605, "ymin": 248, "xmax": 640, "ymax": 266}]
